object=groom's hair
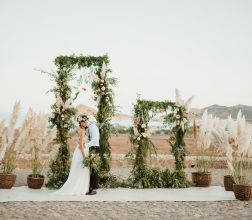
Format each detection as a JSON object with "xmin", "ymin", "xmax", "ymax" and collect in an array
[{"xmin": 77, "ymin": 114, "xmax": 89, "ymax": 123}]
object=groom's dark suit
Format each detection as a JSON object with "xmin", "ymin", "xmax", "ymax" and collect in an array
[{"xmin": 85, "ymin": 122, "xmax": 100, "ymax": 191}]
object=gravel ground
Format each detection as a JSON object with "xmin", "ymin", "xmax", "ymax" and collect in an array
[{"xmin": 0, "ymin": 201, "xmax": 251, "ymax": 220}]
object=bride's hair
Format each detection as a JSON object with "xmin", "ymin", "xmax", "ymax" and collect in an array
[{"xmin": 77, "ymin": 115, "xmax": 89, "ymax": 128}]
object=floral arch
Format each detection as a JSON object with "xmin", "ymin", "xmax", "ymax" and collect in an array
[
  {"xmin": 128, "ymin": 90, "xmax": 194, "ymax": 188},
  {"xmin": 46, "ymin": 54, "xmax": 117, "ymax": 189}
]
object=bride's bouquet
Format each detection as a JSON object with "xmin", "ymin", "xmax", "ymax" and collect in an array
[{"xmin": 82, "ymin": 152, "xmax": 101, "ymax": 172}]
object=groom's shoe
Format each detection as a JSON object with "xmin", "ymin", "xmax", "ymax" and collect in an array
[{"xmin": 86, "ymin": 190, "xmax": 97, "ymax": 195}]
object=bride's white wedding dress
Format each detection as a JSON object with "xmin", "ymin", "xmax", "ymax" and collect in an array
[{"xmin": 51, "ymin": 145, "xmax": 90, "ymax": 195}]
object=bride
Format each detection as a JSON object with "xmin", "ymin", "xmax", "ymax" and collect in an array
[{"xmin": 51, "ymin": 116, "xmax": 90, "ymax": 195}]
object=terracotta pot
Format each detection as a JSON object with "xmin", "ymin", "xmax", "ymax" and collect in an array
[
  {"xmin": 224, "ymin": 175, "xmax": 235, "ymax": 191},
  {"xmin": 192, "ymin": 172, "xmax": 212, "ymax": 187},
  {"xmin": 27, "ymin": 174, "xmax": 45, "ymax": 189},
  {"xmin": 233, "ymin": 184, "xmax": 252, "ymax": 201},
  {"xmin": 0, "ymin": 173, "xmax": 16, "ymax": 189}
]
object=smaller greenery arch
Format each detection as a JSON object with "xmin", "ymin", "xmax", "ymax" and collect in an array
[{"xmin": 128, "ymin": 95, "xmax": 191, "ymax": 188}]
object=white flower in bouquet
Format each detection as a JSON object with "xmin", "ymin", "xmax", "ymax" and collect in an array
[
  {"xmin": 142, "ymin": 132, "xmax": 148, "ymax": 138},
  {"xmin": 175, "ymin": 115, "xmax": 181, "ymax": 119},
  {"xmin": 100, "ymin": 79, "xmax": 104, "ymax": 83},
  {"xmin": 137, "ymin": 136, "xmax": 141, "ymax": 141},
  {"xmin": 141, "ymin": 124, "xmax": 146, "ymax": 128},
  {"xmin": 101, "ymin": 86, "xmax": 106, "ymax": 91}
]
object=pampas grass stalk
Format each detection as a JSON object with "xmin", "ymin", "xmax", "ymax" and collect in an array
[
  {"xmin": 195, "ymin": 111, "xmax": 215, "ymax": 173},
  {"xmin": 7, "ymin": 101, "xmax": 20, "ymax": 146}
]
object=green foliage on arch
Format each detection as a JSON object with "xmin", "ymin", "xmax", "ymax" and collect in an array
[
  {"xmin": 46, "ymin": 54, "xmax": 117, "ymax": 189},
  {"xmin": 128, "ymin": 97, "xmax": 191, "ymax": 188}
]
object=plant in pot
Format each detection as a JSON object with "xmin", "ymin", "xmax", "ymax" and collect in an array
[
  {"xmin": 0, "ymin": 147, "xmax": 17, "ymax": 188},
  {"xmin": 231, "ymin": 154, "xmax": 252, "ymax": 201},
  {"xmin": 192, "ymin": 111, "xmax": 214, "ymax": 187},
  {"xmin": 211, "ymin": 118, "xmax": 235, "ymax": 191},
  {"xmin": 27, "ymin": 145, "xmax": 45, "ymax": 189},
  {"xmin": 226, "ymin": 112, "xmax": 252, "ymax": 201},
  {"xmin": 0, "ymin": 101, "xmax": 20, "ymax": 189}
]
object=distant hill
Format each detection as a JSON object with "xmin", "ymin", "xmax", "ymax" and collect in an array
[
  {"xmin": 1, "ymin": 104, "xmax": 252, "ymax": 125},
  {"xmin": 76, "ymin": 104, "xmax": 131, "ymax": 121},
  {"xmin": 199, "ymin": 104, "xmax": 252, "ymax": 123}
]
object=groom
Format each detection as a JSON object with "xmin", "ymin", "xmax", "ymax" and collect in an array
[{"xmin": 79, "ymin": 114, "xmax": 100, "ymax": 195}]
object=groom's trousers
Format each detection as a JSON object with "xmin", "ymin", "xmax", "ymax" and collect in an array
[{"xmin": 89, "ymin": 146, "xmax": 100, "ymax": 190}]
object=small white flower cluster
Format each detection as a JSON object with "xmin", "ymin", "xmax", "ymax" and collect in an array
[
  {"xmin": 134, "ymin": 123, "xmax": 150, "ymax": 141},
  {"xmin": 173, "ymin": 106, "xmax": 188, "ymax": 131},
  {"xmin": 93, "ymin": 62, "xmax": 111, "ymax": 102},
  {"xmin": 174, "ymin": 88, "xmax": 193, "ymax": 131}
]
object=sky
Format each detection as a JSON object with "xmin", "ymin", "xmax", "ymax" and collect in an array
[{"xmin": 0, "ymin": 0, "xmax": 252, "ymax": 116}]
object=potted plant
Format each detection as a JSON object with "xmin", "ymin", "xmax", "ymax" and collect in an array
[
  {"xmin": 0, "ymin": 102, "xmax": 20, "ymax": 189},
  {"xmin": 226, "ymin": 113, "xmax": 252, "ymax": 200},
  {"xmin": 192, "ymin": 154, "xmax": 213, "ymax": 187},
  {"xmin": 192, "ymin": 111, "xmax": 214, "ymax": 187},
  {"xmin": 27, "ymin": 145, "xmax": 44, "ymax": 189},
  {"xmin": 232, "ymin": 156, "xmax": 252, "ymax": 201},
  {"xmin": 0, "ymin": 147, "xmax": 17, "ymax": 189},
  {"xmin": 211, "ymin": 119, "xmax": 235, "ymax": 191}
]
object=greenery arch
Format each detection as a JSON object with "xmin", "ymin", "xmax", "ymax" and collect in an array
[
  {"xmin": 128, "ymin": 93, "xmax": 193, "ymax": 188},
  {"xmin": 46, "ymin": 54, "xmax": 117, "ymax": 189}
]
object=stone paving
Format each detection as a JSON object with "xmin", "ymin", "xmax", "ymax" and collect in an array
[{"xmin": 0, "ymin": 201, "xmax": 251, "ymax": 220}]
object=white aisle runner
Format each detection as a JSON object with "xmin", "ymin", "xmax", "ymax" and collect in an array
[{"xmin": 0, "ymin": 186, "xmax": 235, "ymax": 202}]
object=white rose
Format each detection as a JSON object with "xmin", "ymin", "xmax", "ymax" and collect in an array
[
  {"xmin": 137, "ymin": 137, "xmax": 141, "ymax": 141},
  {"xmin": 176, "ymin": 115, "xmax": 180, "ymax": 119},
  {"xmin": 100, "ymin": 79, "xmax": 104, "ymax": 83},
  {"xmin": 64, "ymin": 124, "xmax": 68, "ymax": 128},
  {"xmin": 141, "ymin": 124, "xmax": 146, "ymax": 128},
  {"xmin": 142, "ymin": 132, "xmax": 147, "ymax": 138},
  {"xmin": 101, "ymin": 86, "xmax": 106, "ymax": 91}
]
